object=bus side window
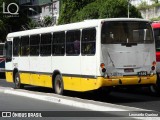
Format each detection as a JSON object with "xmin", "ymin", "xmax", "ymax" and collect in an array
[
  {"xmin": 52, "ymin": 32, "xmax": 65, "ymax": 56},
  {"xmin": 40, "ymin": 33, "xmax": 52, "ymax": 56},
  {"xmin": 21, "ymin": 36, "xmax": 29, "ymax": 56},
  {"xmin": 5, "ymin": 41, "xmax": 12, "ymax": 62},
  {"xmin": 66, "ymin": 30, "xmax": 80, "ymax": 55},
  {"xmin": 81, "ymin": 28, "xmax": 96, "ymax": 55},
  {"xmin": 13, "ymin": 37, "xmax": 20, "ymax": 56},
  {"xmin": 30, "ymin": 34, "xmax": 40, "ymax": 56}
]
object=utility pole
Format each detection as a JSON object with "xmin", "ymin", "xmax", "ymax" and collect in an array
[{"xmin": 128, "ymin": 0, "xmax": 130, "ymax": 18}]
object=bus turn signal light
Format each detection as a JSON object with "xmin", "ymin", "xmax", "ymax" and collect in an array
[
  {"xmin": 100, "ymin": 63, "xmax": 106, "ymax": 73},
  {"xmin": 152, "ymin": 61, "xmax": 156, "ymax": 66},
  {"xmin": 151, "ymin": 61, "xmax": 156, "ymax": 71},
  {"xmin": 100, "ymin": 63, "xmax": 105, "ymax": 68}
]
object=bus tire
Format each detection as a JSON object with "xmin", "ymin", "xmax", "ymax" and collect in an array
[
  {"xmin": 150, "ymin": 73, "xmax": 160, "ymax": 95},
  {"xmin": 54, "ymin": 74, "xmax": 64, "ymax": 95},
  {"xmin": 14, "ymin": 72, "xmax": 24, "ymax": 89}
]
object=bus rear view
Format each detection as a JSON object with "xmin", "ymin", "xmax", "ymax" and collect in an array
[{"xmin": 99, "ymin": 19, "xmax": 156, "ymax": 89}]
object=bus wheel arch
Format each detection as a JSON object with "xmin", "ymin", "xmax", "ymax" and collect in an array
[
  {"xmin": 52, "ymin": 70, "xmax": 64, "ymax": 95},
  {"xmin": 13, "ymin": 69, "xmax": 24, "ymax": 89}
]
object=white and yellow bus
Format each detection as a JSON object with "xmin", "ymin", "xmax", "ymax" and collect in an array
[{"xmin": 5, "ymin": 18, "xmax": 157, "ymax": 95}]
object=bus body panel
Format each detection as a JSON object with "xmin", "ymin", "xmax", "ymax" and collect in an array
[
  {"xmin": 101, "ymin": 44, "xmax": 155, "ymax": 76},
  {"xmin": 5, "ymin": 18, "xmax": 157, "ymax": 92}
]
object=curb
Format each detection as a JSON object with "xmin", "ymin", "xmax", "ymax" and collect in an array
[
  {"xmin": 1, "ymin": 87, "xmax": 159, "ymax": 119},
  {"xmin": 0, "ymin": 87, "xmax": 148, "ymax": 111}
]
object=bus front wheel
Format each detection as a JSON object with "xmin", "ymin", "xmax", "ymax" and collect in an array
[
  {"xmin": 14, "ymin": 72, "xmax": 24, "ymax": 89},
  {"xmin": 54, "ymin": 74, "xmax": 64, "ymax": 95}
]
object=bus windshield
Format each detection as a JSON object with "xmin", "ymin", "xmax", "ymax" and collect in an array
[{"xmin": 101, "ymin": 21, "xmax": 153, "ymax": 44}]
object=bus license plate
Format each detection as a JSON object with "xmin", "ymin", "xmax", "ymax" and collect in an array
[{"xmin": 137, "ymin": 71, "xmax": 147, "ymax": 76}]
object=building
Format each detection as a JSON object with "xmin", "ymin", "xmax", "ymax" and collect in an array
[
  {"xmin": 131, "ymin": 0, "xmax": 157, "ymax": 7},
  {"xmin": 130, "ymin": 0, "xmax": 160, "ymax": 19},
  {"xmin": 19, "ymin": 0, "xmax": 60, "ymax": 24}
]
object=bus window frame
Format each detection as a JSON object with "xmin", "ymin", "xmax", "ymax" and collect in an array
[
  {"xmin": 81, "ymin": 27, "xmax": 96, "ymax": 56},
  {"xmin": 40, "ymin": 33, "xmax": 52, "ymax": 56}
]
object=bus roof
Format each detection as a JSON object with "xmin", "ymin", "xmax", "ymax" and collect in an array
[{"xmin": 7, "ymin": 18, "xmax": 150, "ymax": 39}]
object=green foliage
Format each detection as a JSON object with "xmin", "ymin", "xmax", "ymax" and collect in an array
[
  {"xmin": 137, "ymin": 1, "xmax": 160, "ymax": 10},
  {"xmin": 58, "ymin": 0, "xmax": 142, "ymax": 25},
  {"xmin": 152, "ymin": 0, "xmax": 159, "ymax": 4},
  {"xmin": 0, "ymin": 0, "xmax": 30, "ymax": 42},
  {"xmin": 150, "ymin": 16, "xmax": 160, "ymax": 21},
  {"xmin": 43, "ymin": 16, "xmax": 53, "ymax": 26},
  {"xmin": 73, "ymin": 1, "xmax": 99, "ymax": 22},
  {"xmin": 26, "ymin": 19, "xmax": 39, "ymax": 29},
  {"xmin": 58, "ymin": 0, "xmax": 96, "ymax": 24},
  {"xmin": 26, "ymin": 16, "xmax": 54, "ymax": 29}
]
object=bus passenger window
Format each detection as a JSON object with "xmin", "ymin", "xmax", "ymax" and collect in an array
[
  {"xmin": 30, "ymin": 35, "xmax": 40, "ymax": 56},
  {"xmin": 21, "ymin": 36, "xmax": 29, "ymax": 56},
  {"xmin": 40, "ymin": 33, "xmax": 52, "ymax": 56},
  {"xmin": 66, "ymin": 30, "xmax": 80, "ymax": 55},
  {"xmin": 52, "ymin": 32, "xmax": 65, "ymax": 56},
  {"xmin": 81, "ymin": 28, "xmax": 96, "ymax": 55},
  {"xmin": 13, "ymin": 37, "xmax": 20, "ymax": 56}
]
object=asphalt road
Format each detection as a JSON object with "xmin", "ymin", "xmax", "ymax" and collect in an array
[
  {"xmin": 0, "ymin": 78, "xmax": 160, "ymax": 112},
  {"xmin": 0, "ymin": 79, "xmax": 139, "ymax": 120}
]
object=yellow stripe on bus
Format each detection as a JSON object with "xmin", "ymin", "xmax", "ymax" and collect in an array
[
  {"xmin": 5, "ymin": 72, "xmax": 13, "ymax": 82},
  {"xmin": 5, "ymin": 71, "xmax": 157, "ymax": 92}
]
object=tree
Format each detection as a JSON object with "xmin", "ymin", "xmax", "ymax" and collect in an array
[
  {"xmin": 0, "ymin": 0, "xmax": 30, "ymax": 42},
  {"xmin": 58, "ymin": 0, "xmax": 96, "ymax": 24},
  {"xmin": 151, "ymin": 0, "xmax": 159, "ymax": 4},
  {"xmin": 58, "ymin": 0, "xmax": 142, "ymax": 25},
  {"xmin": 26, "ymin": 16, "xmax": 55, "ymax": 29}
]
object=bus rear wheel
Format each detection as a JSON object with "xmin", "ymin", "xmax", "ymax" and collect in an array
[
  {"xmin": 54, "ymin": 74, "xmax": 64, "ymax": 95},
  {"xmin": 14, "ymin": 72, "xmax": 24, "ymax": 89}
]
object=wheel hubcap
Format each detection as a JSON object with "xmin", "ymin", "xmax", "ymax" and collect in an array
[
  {"xmin": 56, "ymin": 79, "xmax": 62, "ymax": 93},
  {"xmin": 15, "ymin": 77, "xmax": 19, "ymax": 86}
]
